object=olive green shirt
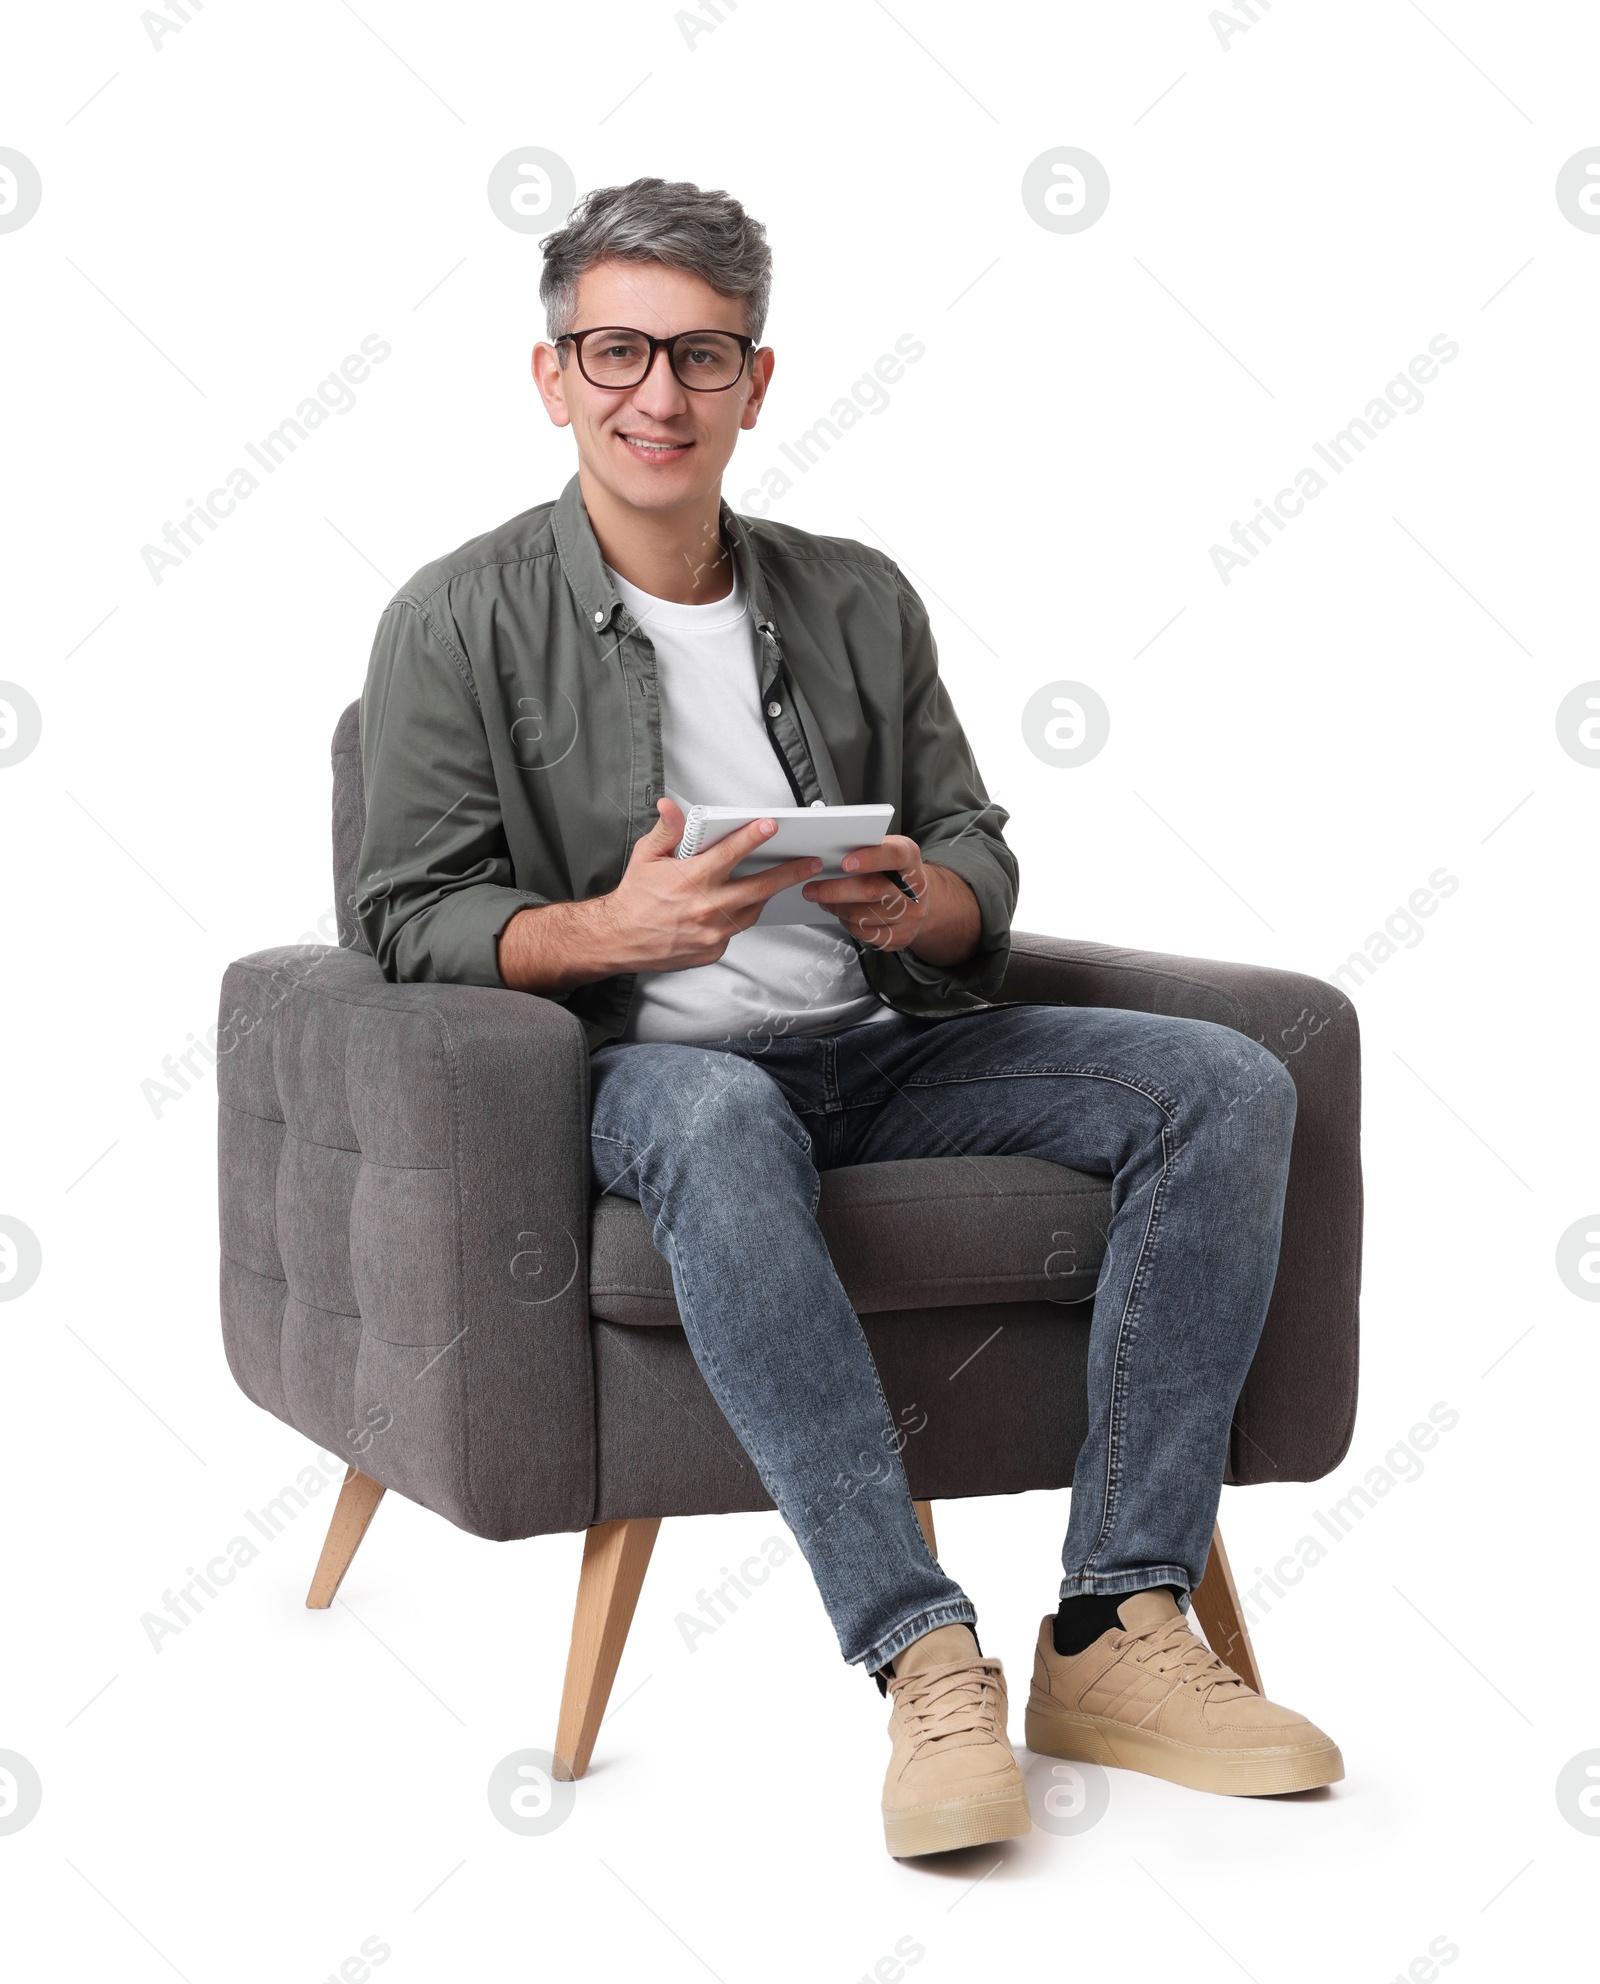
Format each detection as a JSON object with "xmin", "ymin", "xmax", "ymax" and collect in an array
[{"xmin": 356, "ymin": 473, "xmax": 1018, "ymax": 1052}]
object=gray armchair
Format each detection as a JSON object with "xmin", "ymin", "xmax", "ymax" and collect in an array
[{"xmin": 216, "ymin": 702, "xmax": 1362, "ymax": 1776}]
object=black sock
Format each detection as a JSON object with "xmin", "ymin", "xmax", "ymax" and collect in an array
[
  {"xmin": 872, "ymin": 1621, "xmax": 982, "ymax": 1696},
  {"xmin": 1053, "ymin": 1586, "xmax": 1182, "ymax": 1657}
]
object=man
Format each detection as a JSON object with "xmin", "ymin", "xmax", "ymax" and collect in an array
[{"xmin": 356, "ymin": 176, "xmax": 1342, "ymax": 1859}]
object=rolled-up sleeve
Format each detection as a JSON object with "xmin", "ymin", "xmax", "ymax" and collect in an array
[
  {"xmin": 356, "ymin": 596, "xmax": 553, "ymax": 988},
  {"xmin": 860, "ymin": 568, "xmax": 1019, "ymax": 1010}
]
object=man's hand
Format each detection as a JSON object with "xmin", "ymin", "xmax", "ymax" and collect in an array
[
  {"xmin": 496, "ymin": 798, "xmax": 823, "ymax": 995},
  {"xmin": 599, "ymin": 798, "xmax": 828, "ymax": 971},
  {"xmin": 800, "ymin": 834, "xmax": 982, "ymax": 968}
]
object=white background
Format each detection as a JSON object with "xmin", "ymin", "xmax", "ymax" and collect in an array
[{"xmin": 3, "ymin": 1, "xmax": 1597, "ymax": 1976}]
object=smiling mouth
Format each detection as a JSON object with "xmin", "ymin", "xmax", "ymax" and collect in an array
[{"xmin": 619, "ymin": 434, "xmax": 692, "ymax": 455}]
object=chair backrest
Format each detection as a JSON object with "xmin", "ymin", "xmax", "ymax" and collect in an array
[{"xmin": 331, "ymin": 700, "xmax": 368, "ymax": 952}]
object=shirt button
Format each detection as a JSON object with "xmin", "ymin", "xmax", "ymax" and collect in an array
[
  {"xmin": 766, "ymin": 701, "xmax": 782, "ymax": 718},
  {"xmin": 593, "ymin": 609, "xmax": 605, "ymax": 624}
]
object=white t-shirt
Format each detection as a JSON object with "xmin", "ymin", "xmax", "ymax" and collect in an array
[{"xmin": 607, "ymin": 560, "xmax": 895, "ymax": 1048}]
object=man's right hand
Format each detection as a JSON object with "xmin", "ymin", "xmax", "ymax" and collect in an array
[
  {"xmin": 496, "ymin": 798, "xmax": 823, "ymax": 996},
  {"xmin": 597, "ymin": 798, "xmax": 823, "ymax": 973}
]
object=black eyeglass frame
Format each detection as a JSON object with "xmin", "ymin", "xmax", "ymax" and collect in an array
[{"xmin": 552, "ymin": 325, "xmax": 758, "ymax": 393}]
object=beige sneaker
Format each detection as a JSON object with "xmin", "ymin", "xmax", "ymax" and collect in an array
[
  {"xmin": 1026, "ymin": 1590, "xmax": 1343, "ymax": 1796},
  {"xmin": 881, "ymin": 1625, "xmax": 1032, "ymax": 1857}
]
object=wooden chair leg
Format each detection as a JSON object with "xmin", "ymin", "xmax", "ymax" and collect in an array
[
  {"xmin": 912, "ymin": 1499, "xmax": 937, "ymax": 1561},
  {"xmin": 1191, "ymin": 1521, "xmax": 1263, "ymax": 1693},
  {"xmin": 306, "ymin": 1466, "xmax": 387, "ymax": 1609},
  {"xmin": 552, "ymin": 1517, "xmax": 661, "ymax": 1782}
]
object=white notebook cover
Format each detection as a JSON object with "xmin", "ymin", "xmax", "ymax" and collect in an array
[{"xmin": 666, "ymin": 792, "xmax": 896, "ymax": 927}]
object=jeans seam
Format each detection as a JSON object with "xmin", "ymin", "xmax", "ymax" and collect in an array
[
  {"xmin": 1081, "ymin": 1120, "xmax": 1174, "ymax": 1581},
  {"xmin": 598, "ymin": 1133, "xmax": 669, "ymax": 1225},
  {"xmin": 1057, "ymin": 1566, "xmax": 1192, "ymax": 1607},
  {"xmin": 820, "ymin": 1323, "xmax": 931, "ymax": 1562},
  {"xmin": 595, "ymin": 1109, "xmax": 913, "ymax": 1554},
  {"xmin": 840, "ymin": 1065, "xmax": 1182, "ymax": 1124},
  {"xmin": 649, "ymin": 1151, "xmax": 938, "ymax": 1623},
  {"xmin": 591, "ymin": 1127, "xmax": 658, "ymax": 1198},
  {"xmin": 662, "ymin": 1223, "xmax": 941, "ymax": 1642},
  {"xmin": 859, "ymin": 1600, "xmax": 979, "ymax": 1675},
  {"xmin": 796, "ymin": 1339, "xmax": 922, "ymax": 1540},
  {"xmin": 659, "ymin": 1219, "xmax": 797, "ymax": 1529}
]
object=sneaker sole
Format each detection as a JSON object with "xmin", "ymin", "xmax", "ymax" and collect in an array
[
  {"xmin": 1025, "ymin": 1698, "xmax": 1344, "ymax": 1796},
  {"xmin": 882, "ymin": 1782, "xmax": 1033, "ymax": 1858}
]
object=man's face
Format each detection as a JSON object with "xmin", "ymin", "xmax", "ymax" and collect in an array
[{"xmin": 533, "ymin": 259, "xmax": 772, "ymax": 518}]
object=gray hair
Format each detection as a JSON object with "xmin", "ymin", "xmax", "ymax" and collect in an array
[{"xmin": 539, "ymin": 177, "xmax": 773, "ymax": 344}]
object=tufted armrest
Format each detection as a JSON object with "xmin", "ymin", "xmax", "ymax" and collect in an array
[
  {"xmin": 997, "ymin": 933, "xmax": 1362, "ymax": 1485},
  {"xmin": 216, "ymin": 944, "xmax": 594, "ymax": 1540}
]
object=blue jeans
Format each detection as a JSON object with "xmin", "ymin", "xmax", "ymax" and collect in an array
[{"xmin": 588, "ymin": 1000, "xmax": 1297, "ymax": 1675}]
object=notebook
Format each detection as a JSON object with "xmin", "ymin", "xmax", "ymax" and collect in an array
[{"xmin": 667, "ymin": 791, "xmax": 895, "ymax": 927}]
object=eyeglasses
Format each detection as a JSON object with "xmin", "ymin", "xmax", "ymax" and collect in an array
[{"xmin": 553, "ymin": 325, "xmax": 755, "ymax": 393}]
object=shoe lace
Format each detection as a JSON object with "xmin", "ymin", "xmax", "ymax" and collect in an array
[
  {"xmin": 888, "ymin": 1657, "xmax": 1004, "ymax": 1749},
  {"xmin": 1120, "ymin": 1619, "xmax": 1255, "ymax": 1701}
]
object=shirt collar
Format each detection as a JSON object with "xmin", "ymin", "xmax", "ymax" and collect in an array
[{"xmin": 551, "ymin": 470, "xmax": 780, "ymax": 636}]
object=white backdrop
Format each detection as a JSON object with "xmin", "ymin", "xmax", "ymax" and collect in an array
[{"xmin": 3, "ymin": 1, "xmax": 1596, "ymax": 1976}]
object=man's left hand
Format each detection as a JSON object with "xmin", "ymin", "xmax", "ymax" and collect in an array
[{"xmin": 800, "ymin": 835, "xmax": 981, "ymax": 967}]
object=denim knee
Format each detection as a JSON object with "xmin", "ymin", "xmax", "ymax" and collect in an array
[
  {"xmin": 670, "ymin": 1053, "xmax": 812, "ymax": 1162},
  {"xmin": 1244, "ymin": 1042, "xmax": 1298, "ymax": 1141},
  {"xmin": 1172, "ymin": 1027, "xmax": 1297, "ymax": 1166},
  {"xmin": 1211, "ymin": 1045, "xmax": 1297, "ymax": 1195},
  {"xmin": 599, "ymin": 1044, "xmax": 814, "ymax": 1195}
]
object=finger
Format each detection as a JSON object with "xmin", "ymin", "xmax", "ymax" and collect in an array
[
  {"xmin": 803, "ymin": 873, "xmax": 917, "ymax": 907},
  {"xmin": 839, "ymin": 836, "xmax": 919, "ymax": 875},
  {"xmin": 807, "ymin": 887, "xmax": 920, "ymax": 947},
  {"xmin": 694, "ymin": 814, "xmax": 784, "ymax": 878},
  {"xmin": 637, "ymin": 796, "xmax": 687, "ymax": 855},
  {"xmin": 720, "ymin": 853, "xmax": 826, "ymax": 906}
]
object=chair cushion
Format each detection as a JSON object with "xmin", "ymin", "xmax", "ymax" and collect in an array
[{"xmin": 587, "ymin": 1154, "xmax": 1111, "ymax": 1326}]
